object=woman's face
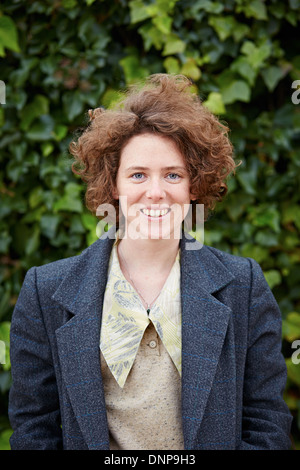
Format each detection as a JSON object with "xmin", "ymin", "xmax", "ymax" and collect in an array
[{"xmin": 114, "ymin": 133, "xmax": 195, "ymax": 240}]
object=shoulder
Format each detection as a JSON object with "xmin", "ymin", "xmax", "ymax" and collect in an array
[
  {"xmin": 22, "ymin": 240, "xmax": 97, "ymax": 295},
  {"xmin": 205, "ymin": 245, "xmax": 255, "ymax": 271},
  {"xmin": 25, "ymin": 235, "xmax": 114, "ymax": 296},
  {"xmin": 202, "ymin": 244, "xmax": 267, "ymax": 289},
  {"xmin": 181, "ymin": 232, "xmax": 265, "ymax": 291},
  {"xmin": 34, "ymin": 253, "xmax": 80, "ymax": 280},
  {"xmin": 182, "ymin": 232, "xmax": 254, "ymax": 275},
  {"xmin": 203, "ymin": 243, "xmax": 256, "ymax": 274},
  {"xmin": 204, "ymin": 245, "xmax": 271, "ymax": 299},
  {"xmin": 32, "ymin": 235, "xmax": 111, "ymax": 280},
  {"xmin": 20, "ymin": 254, "xmax": 83, "ymax": 310}
]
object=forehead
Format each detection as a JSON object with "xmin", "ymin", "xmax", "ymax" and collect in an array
[{"xmin": 119, "ymin": 133, "xmax": 186, "ymax": 169}]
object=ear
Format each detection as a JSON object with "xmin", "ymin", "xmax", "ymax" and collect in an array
[
  {"xmin": 112, "ymin": 186, "xmax": 119, "ymax": 200},
  {"xmin": 189, "ymin": 183, "xmax": 197, "ymax": 201}
]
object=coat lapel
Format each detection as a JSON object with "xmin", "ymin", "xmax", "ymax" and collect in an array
[
  {"xmin": 180, "ymin": 233, "xmax": 235, "ymax": 449},
  {"xmin": 53, "ymin": 229, "xmax": 115, "ymax": 450}
]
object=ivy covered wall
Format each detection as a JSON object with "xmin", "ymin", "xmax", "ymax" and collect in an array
[{"xmin": 0, "ymin": 0, "xmax": 300, "ymax": 449}]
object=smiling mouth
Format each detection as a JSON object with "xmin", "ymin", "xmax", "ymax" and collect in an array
[{"xmin": 140, "ymin": 208, "xmax": 170, "ymax": 217}]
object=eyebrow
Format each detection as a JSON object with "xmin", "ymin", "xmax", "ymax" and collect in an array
[{"xmin": 125, "ymin": 166, "xmax": 187, "ymax": 172}]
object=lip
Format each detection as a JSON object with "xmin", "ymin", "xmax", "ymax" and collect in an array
[
  {"xmin": 142, "ymin": 206, "xmax": 170, "ymax": 210},
  {"xmin": 140, "ymin": 207, "xmax": 171, "ymax": 218}
]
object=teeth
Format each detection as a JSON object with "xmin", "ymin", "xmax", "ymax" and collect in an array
[{"xmin": 141, "ymin": 208, "xmax": 169, "ymax": 217}]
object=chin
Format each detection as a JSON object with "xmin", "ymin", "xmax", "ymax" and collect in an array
[
  {"xmin": 123, "ymin": 211, "xmax": 184, "ymax": 241},
  {"xmin": 127, "ymin": 221, "xmax": 181, "ymax": 241}
]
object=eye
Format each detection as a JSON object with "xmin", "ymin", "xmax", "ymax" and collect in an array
[
  {"xmin": 166, "ymin": 173, "xmax": 181, "ymax": 180},
  {"xmin": 131, "ymin": 172, "xmax": 145, "ymax": 180}
]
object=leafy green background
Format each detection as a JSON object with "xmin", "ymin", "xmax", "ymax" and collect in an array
[{"xmin": 0, "ymin": 0, "xmax": 300, "ymax": 450}]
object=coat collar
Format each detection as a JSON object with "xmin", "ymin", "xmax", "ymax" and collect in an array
[
  {"xmin": 180, "ymin": 231, "xmax": 235, "ymax": 294},
  {"xmin": 54, "ymin": 228, "xmax": 235, "ymax": 450},
  {"xmin": 52, "ymin": 229, "xmax": 234, "ymax": 314}
]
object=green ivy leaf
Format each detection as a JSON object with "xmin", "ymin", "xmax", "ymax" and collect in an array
[
  {"xmin": 29, "ymin": 186, "xmax": 44, "ymax": 209},
  {"xmin": 189, "ymin": 0, "xmax": 224, "ymax": 15},
  {"xmin": 120, "ymin": 53, "xmax": 150, "ymax": 84},
  {"xmin": 61, "ymin": 0, "xmax": 78, "ymax": 9},
  {"xmin": 41, "ymin": 142, "xmax": 54, "ymax": 157},
  {"xmin": 20, "ymin": 95, "xmax": 49, "ymax": 131},
  {"xmin": 25, "ymin": 225, "xmax": 40, "ymax": 256},
  {"xmin": 40, "ymin": 214, "xmax": 62, "ymax": 239},
  {"xmin": 232, "ymin": 23, "xmax": 250, "ymax": 42},
  {"xmin": 26, "ymin": 115, "xmax": 55, "ymax": 141},
  {"xmin": 208, "ymin": 15, "xmax": 236, "ymax": 41},
  {"xmin": 101, "ymin": 88, "xmax": 124, "ymax": 109},
  {"xmin": 263, "ymin": 269, "xmax": 282, "ymax": 289},
  {"xmin": 138, "ymin": 23, "xmax": 164, "ymax": 51},
  {"xmin": 286, "ymin": 358, "xmax": 300, "ymax": 386},
  {"xmin": 163, "ymin": 56, "xmax": 180, "ymax": 74},
  {"xmin": 0, "ymin": 429, "xmax": 12, "ymax": 450},
  {"xmin": 0, "ymin": 321, "xmax": 10, "ymax": 370},
  {"xmin": 239, "ymin": 244, "xmax": 269, "ymax": 264},
  {"xmin": 282, "ymin": 312, "xmax": 300, "ymax": 342},
  {"xmin": 0, "ymin": 16, "xmax": 20, "ymax": 56},
  {"xmin": 281, "ymin": 204, "xmax": 300, "ymax": 231},
  {"xmin": 62, "ymin": 91, "xmax": 84, "ymax": 122},
  {"xmin": 230, "ymin": 57, "xmax": 257, "ymax": 86},
  {"xmin": 53, "ymin": 125, "xmax": 68, "ymax": 142},
  {"xmin": 245, "ymin": 0, "xmax": 268, "ymax": 20},
  {"xmin": 129, "ymin": 0, "xmax": 152, "ymax": 23},
  {"xmin": 254, "ymin": 230, "xmax": 279, "ymax": 247},
  {"xmin": 241, "ymin": 41, "xmax": 272, "ymax": 69},
  {"xmin": 261, "ymin": 65, "xmax": 285, "ymax": 91},
  {"xmin": 162, "ymin": 34, "xmax": 186, "ymax": 56},
  {"xmin": 221, "ymin": 80, "xmax": 251, "ymax": 104},
  {"xmin": 248, "ymin": 205, "xmax": 281, "ymax": 233},
  {"xmin": 180, "ymin": 58, "xmax": 201, "ymax": 81},
  {"xmin": 152, "ymin": 15, "xmax": 172, "ymax": 35},
  {"xmin": 53, "ymin": 183, "xmax": 83, "ymax": 213},
  {"xmin": 81, "ymin": 212, "xmax": 98, "ymax": 231},
  {"xmin": 225, "ymin": 192, "xmax": 254, "ymax": 222},
  {"xmin": 203, "ymin": 91, "xmax": 225, "ymax": 114}
]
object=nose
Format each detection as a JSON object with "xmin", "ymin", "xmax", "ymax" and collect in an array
[{"xmin": 146, "ymin": 178, "xmax": 166, "ymax": 201}]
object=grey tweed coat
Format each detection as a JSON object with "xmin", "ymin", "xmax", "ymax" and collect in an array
[{"xmin": 8, "ymin": 230, "xmax": 292, "ymax": 450}]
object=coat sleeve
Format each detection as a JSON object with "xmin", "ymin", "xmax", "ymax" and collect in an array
[
  {"xmin": 8, "ymin": 267, "xmax": 63, "ymax": 450},
  {"xmin": 238, "ymin": 258, "xmax": 293, "ymax": 450}
]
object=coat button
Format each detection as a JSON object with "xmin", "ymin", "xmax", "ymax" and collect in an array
[{"xmin": 149, "ymin": 340, "xmax": 157, "ymax": 349}]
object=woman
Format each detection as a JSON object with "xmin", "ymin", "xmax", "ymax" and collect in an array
[{"xmin": 9, "ymin": 74, "xmax": 292, "ymax": 450}]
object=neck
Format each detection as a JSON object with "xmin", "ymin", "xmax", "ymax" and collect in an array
[{"xmin": 117, "ymin": 236, "xmax": 180, "ymax": 274}]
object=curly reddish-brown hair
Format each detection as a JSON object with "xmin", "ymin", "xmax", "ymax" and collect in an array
[{"xmin": 70, "ymin": 74, "xmax": 238, "ymax": 221}]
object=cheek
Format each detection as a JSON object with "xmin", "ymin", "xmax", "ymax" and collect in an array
[
  {"xmin": 173, "ymin": 184, "xmax": 192, "ymax": 203},
  {"xmin": 118, "ymin": 189, "xmax": 143, "ymax": 215}
]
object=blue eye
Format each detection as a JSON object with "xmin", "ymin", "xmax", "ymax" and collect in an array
[
  {"xmin": 131, "ymin": 173, "xmax": 144, "ymax": 180},
  {"xmin": 167, "ymin": 173, "xmax": 180, "ymax": 180}
]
